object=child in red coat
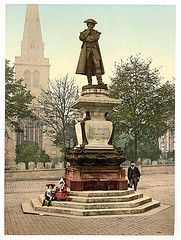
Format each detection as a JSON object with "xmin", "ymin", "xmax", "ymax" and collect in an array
[{"xmin": 55, "ymin": 178, "xmax": 68, "ymax": 201}]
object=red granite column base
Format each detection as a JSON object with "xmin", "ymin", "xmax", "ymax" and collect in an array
[{"xmin": 65, "ymin": 166, "xmax": 128, "ymax": 191}]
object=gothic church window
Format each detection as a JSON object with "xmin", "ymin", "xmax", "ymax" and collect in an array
[
  {"xmin": 33, "ymin": 70, "xmax": 40, "ymax": 87},
  {"xmin": 16, "ymin": 119, "xmax": 43, "ymax": 149},
  {"xmin": 24, "ymin": 70, "xmax": 31, "ymax": 88},
  {"xmin": 35, "ymin": 121, "xmax": 43, "ymax": 149},
  {"xmin": 16, "ymin": 119, "xmax": 24, "ymax": 146}
]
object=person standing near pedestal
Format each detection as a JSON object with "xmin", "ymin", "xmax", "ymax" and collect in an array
[
  {"xmin": 76, "ymin": 18, "xmax": 105, "ymax": 86},
  {"xmin": 128, "ymin": 161, "xmax": 141, "ymax": 191}
]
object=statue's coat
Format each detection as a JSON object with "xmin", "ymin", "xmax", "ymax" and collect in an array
[{"xmin": 76, "ymin": 29, "xmax": 105, "ymax": 76}]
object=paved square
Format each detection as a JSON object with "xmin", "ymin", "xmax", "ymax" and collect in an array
[{"xmin": 4, "ymin": 170, "xmax": 174, "ymax": 235}]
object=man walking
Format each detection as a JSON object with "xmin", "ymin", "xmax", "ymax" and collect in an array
[{"xmin": 128, "ymin": 161, "xmax": 141, "ymax": 191}]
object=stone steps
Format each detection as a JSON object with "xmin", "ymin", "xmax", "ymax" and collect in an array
[
  {"xmin": 31, "ymin": 197, "xmax": 160, "ymax": 216},
  {"xmin": 38, "ymin": 194, "xmax": 152, "ymax": 209},
  {"xmin": 39, "ymin": 192, "xmax": 143, "ymax": 205},
  {"xmin": 67, "ymin": 189, "xmax": 134, "ymax": 197},
  {"xmin": 61, "ymin": 193, "xmax": 143, "ymax": 203},
  {"xmin": 21, "ymin": 190, "xmax": 161, "ymax": 217}
]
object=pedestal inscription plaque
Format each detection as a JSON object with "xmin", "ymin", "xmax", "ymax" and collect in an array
[{"xmin": 85, "ymin": 121, "xmax": 113, "ymax": 148}]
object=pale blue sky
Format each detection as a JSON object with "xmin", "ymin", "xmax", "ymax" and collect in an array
[{"xmin": 5, "ymin": 4, "xmax": 175, "ymax": 87}]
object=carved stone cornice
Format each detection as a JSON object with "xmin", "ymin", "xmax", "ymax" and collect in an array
[{"xmin": 66, "ymin": 147, "xmax": 127, "ymax": 167}]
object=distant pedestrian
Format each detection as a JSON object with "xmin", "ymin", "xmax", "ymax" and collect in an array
[
  {"xmin": 128, "ymin": 161, "xmax": 141, "ymax": 191},
  {"xmin": 42, "ymin": 182, "xmax": 56, "ymax": 207},
  {"xmin": 136, "ymin": 157, "xmax": 142, "ymax": 174},
  {"xmin": 55, "ymin": 178, "xmax": 68, "ymax": 201}
]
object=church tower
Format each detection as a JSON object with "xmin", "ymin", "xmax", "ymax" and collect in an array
[
  {"xmin": 15, "ymin": 4, "xmax": 49, "ymax": 95},
  {"xmin": 5, "ymin": 4, "xmax": 60, "ymax": 168}
]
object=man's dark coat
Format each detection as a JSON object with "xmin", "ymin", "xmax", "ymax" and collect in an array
[{"xmin": 128, "ymin": 166, "xmax": 140, "ymax": 181}]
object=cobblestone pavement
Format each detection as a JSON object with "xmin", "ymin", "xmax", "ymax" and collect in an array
[{"xmin": 4, "ymin": 172, "xmax": 175, "ymax": 235}]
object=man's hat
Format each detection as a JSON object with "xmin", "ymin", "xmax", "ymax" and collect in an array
[
  {"xmin": 131, "ymin": 161, "xmax": 135, "ymax": 164},
  {"xmin": 46, "ymin": 182, "xmax": 55, "ymax": 187},
  {"xmin": 84, "ymin": 19, "xmax": 97, "ymax": 24}
]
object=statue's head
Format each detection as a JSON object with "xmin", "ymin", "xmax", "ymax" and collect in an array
[{"xmin": 84, "ymin": 18, "xmax": 97, "ymax": 29}]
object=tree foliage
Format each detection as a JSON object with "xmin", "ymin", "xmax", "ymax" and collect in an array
[
  {"xmin": 109, "ymin": 54, "xmax": 175, "ymax": 161},
  {"xmin": 124, "ymin": 137, "xmax": 161, "ymax": 162},
  {"xmin": 36, "ymin": 74, "xmax": 79, "ymax": 155},
  {"xmin": 15, "ymin": 140, "xmax": 50, "ymax": 168},
  {"xmin": 5, "ymin": 60, "xmax": 35, "ymax": 135}
]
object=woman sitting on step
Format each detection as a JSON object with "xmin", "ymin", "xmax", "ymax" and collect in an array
[{"xmin": 55, "ymin": 178, "xmax": 68, "ymax": 201}]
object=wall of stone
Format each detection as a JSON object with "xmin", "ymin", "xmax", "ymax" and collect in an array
[
  {"xmin": 5, "ymin": 169, "xmax": 66, "ymax": 181},
  {"xmin": 123, "ymin": 164, "xmax": 174, "ymax": 176},
  {"xmin": 5, "ymin": 165, "xmax": 174, "ymax": 181}
]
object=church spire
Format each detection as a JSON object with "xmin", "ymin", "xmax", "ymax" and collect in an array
[{"xmin": 21, "ymin": 4, "xmax": 44, "ymax": 59}]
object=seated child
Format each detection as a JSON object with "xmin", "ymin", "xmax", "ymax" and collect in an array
[
  {"xmin": 55, "ymin": 178, "xmax": 68, "ymax": 201},
  {"xmin": 42, "ymin": 182, "xmax": 56, "ymax": 207}
]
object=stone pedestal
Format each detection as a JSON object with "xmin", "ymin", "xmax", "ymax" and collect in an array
[
  {"xmin": 73, "ymin": 85, "xmax": 121, "ymax": 149},
  {"xmin": 65, "ymin": 166, "xmax": 127, "ymax": 191},
  {"xmin": 65, "ymin": 85, "xmax": 127, "ymax": 191}
]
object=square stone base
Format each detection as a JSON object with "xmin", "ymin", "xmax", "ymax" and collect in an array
[{"xmin": 65, "ymin": 166, "xmax": 128, "ymax": 191}]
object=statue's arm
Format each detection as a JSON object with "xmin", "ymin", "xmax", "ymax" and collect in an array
[
  {"xmin": 93, "ymin": 31, "xmax": 101, "ymax": 41},
  {"xmin": 79, "ymin": 30, "xmax": 90, "ymax": 41},
  {"xmin": 86, "ymin": 31, "xmax": 101, "ymax": 43}
]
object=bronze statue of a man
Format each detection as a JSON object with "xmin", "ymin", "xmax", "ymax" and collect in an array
[{"xmin": 76, "ymin": 19, "xmax": 105, "ymax": 85}]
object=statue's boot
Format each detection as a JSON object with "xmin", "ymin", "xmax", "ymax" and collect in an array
[
  {"xmin": 97, "ymin": 76, "xmax": 105, "ymax": 85},
  {"xmin": 96, "ymin": 70, "xmax": 105, "ymax": 85},
  {"xmin": 87, "ymin": 76, "xmax": 92, "ymax": 85},
  {"xmin": 98, "ymin": 80, "xmax": 105, "ymax": 85}
]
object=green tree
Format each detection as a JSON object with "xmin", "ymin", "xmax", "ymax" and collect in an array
[
  {"xmin": 124, "ymin": 137, "xmax": 161, "ymax": 162},
  {"xmin": 5, "ymin": 60, "xmax": 35, "ymax": 135},
  {"xmin": 36, "ymin": 74, "xmax": 79, "ymax": 162},
  {"xmin": 35, "ymin": 149, "xmax": 50, "ymax": 164},
  {"xmin": 15, "ymin": 140, "xmax": 50, "ymax": 168},
  {"xmin": 109, "ymin": 54, "xmax": 175, "ymax": 161}
]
